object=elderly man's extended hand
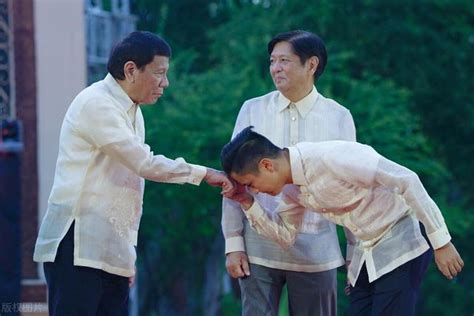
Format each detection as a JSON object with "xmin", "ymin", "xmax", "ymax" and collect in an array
[
  {"xmin": 204, "ymin": 168, "xmax": 236, "ymax": 196},
  {"xmin": 224, "ymin": 183, "xmax": 254, "ymax": 210}
]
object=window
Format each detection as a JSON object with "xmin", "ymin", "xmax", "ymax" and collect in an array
[
  {"xmin": 85, "ymin": 0, "xmax": 137, "ymax": 84},
  {"xmin": 0, "ymin": 0, "xmax": 14, "ymax": 119}
]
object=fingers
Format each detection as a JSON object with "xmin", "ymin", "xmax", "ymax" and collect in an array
[
  {"xmin": 438, "ymin": 259, "xmax": 455, "ymax": 279},
  {"xmin": 344, "ymin": 280, "xmax": 352, "ymax": 296},
  {"xmin": 206, "ymin": 170, "xmax": 235, "ymax": 196},
  {"xmin": 128, "ymin": 275, "xmax": 135, "ymax": 288},
  {"xmin": 439, "ymin": 258, "xmax": 463, "ymax": 280},
  {"xmin": 226, "ymin": 263, "xmax": 245, "ymax": 278},
  {"xmin": 451, "ymin": 256, "xmax": 464, "ymax": 276},
  {"xmin": 205, "ymin": 169, "xmax": 232, "ymax": 188},
  {"xmin": 344, "ymin": 285, "xmax": 351, "ymax": 296},
  {"xmin": 222, "ymin": 191, "xmax": 233, "ymax": 199},
  {"xmin": 225, "ymin": 253, "xmax": 244, "ymax": 278},
  {"xmin": 447, "ymin": 264, "xmax": 458, "ymax": 279},
  {"xmin": 241, "ymin": 256, "xmax": 251, "ymax": 277},
  {"xmin": 442, "ymin": 266, "xmax": 454, "ymax": 279},
  {"xmin": 225, "ymin": 252, "xmax": 251, "ymax": 279},
  {"xmin": 438, "ymin": 266, "xmax": 450, "ymax": 279},
  {"xmin": 435, "ymin": 242, "xmax": 464, "ymax": 280},
  {"xmin": 222, "ymin": 180, "xmax": 237, "ymax": 197},
  {"xmin": 221, "ymin": 182, "xmax": 233, "ymax": 195},
  {"xmin": 225, "ymin": 256, "xmax": 240, "ymax": 278}
]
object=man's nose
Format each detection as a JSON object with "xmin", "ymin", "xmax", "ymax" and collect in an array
[
  {"xmin": 271, "ymin": 62, "xmax": 282, "ymax": 73},
  {"xmin": 160, "ymin": 75, "xmax": 169, "ymax": 88}
]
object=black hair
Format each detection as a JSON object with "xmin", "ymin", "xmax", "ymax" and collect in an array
[
  {"xmin": 267, "ymin": 30, "xmax": 327, "ymax": 80},
  {"xmin": 221, "ymin": 126, "xmax": 282, "ymax": 175},
  {"xmin": 107, "ymin": 31, "xmax": 172, "ymax": 80}
]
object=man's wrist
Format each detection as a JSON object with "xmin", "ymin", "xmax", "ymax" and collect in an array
[
  {"xmin": 435, "ymin": 241, "xmax": 452, "ymax": 251},
  {"xmin": 203, "ymin": 167, "xmax": 212, "ymax": 181}
]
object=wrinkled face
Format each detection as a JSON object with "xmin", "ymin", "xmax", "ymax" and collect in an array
[
  {"xmin": 230, "ymin": 169, "xmax": 285, "ymax": 196},
  {"xmin": 269, "ymin": 41, "xmax": 313, "ymax": 95},
  {"xmin": 132, "ymin": 55, "xmax": 169, "ymax": 105}
]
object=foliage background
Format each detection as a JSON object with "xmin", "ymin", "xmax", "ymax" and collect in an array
[{"xmin": 126, "ymin": 1, "xmax": 474, "ymax": 315}]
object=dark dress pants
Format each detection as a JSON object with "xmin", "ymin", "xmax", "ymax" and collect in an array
[
  {"xmin": 43, "ymin": 223, "xmax": 129, "ymax": 316},
  {"xmin": 239, "ymin": 263, "xmax": 337, "ymax": 316},
  {"xmin": 348, "ymin": 249, "xmax": 433, "ymax": 316}
]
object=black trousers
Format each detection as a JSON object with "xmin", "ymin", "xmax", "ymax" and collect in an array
[
  {"xmin": 44, "ymin": 223, "xmax": 129, "ymax": 316},
  {"xmin": 348, "ymin": 249, "xmax": 433, "ymax": 316}
]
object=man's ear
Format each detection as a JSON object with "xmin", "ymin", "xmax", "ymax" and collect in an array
[
  {"xmin": 307, "ymin": 56, "xmax": 319, "ymax": 76},
  {"xmin": 123, "ymin": 61, "xmax": 137, "ymax": 83},
  {"xmin": 259, "ymin": 158, "xmax": 275, "ymax": 172}
]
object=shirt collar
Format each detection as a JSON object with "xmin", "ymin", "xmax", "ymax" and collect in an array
[
  {"xmin": 277, "ymin": 86, "xmax": 319, "ymax": 118},
  {"xmin": 104, "ymin": 73, "xmax": 136, "ymax": 112},
  {"xmin": 287, "ymin": 146, "xmax": 308, "ymax": 186}
]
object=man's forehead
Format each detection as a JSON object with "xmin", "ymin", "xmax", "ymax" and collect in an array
[
  {"xmin": 230, "ymin": 172, "xmax": 254, "ymax": 184},
  {"xmin": 271, "ymin": 41, "xmax": 295, "ymax": 57},
  {"xmin": 150, "ymin": 55, "xmax": 169, "ymax": 69},
  {"xmin": 270, "ymin": 50, "xmax": 294, "ymax": 58}
]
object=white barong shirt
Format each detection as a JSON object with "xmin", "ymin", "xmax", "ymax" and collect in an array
[{"xmin": 34, "ymin": 74, "xmax": 206, "ymax": 277}]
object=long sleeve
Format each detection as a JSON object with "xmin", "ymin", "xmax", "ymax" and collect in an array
[
  {"xmin": 339, "ymin": 110, "xmax": 357, "ymax": 260},
  {"xmin": 100, "ymin": 140, "xmax": 206, "ymax": 184},
  {"xmin": 244, "ymin": 185, "xmax": 307, "ymax": 250},
  {"xmin": 221, "ymin": 102, "xmax": 252, "ymax": 253},
  {"xmin": 320, "ymin": 141, "xmax": 450, "ymax": 248},
  {"xmin": 373, "ymin": 157, "xmax": 451, "ymax": 249},
  {"xmin": 77, "ymin": 99, "xmax": 206, "ymax": 185}
]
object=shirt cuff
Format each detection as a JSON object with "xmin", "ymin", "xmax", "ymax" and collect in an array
[
  {"xmin": 225, "ymin": 236, "xmax": 246, "ymax": 254},
  {"xmin": 427, "ymin": 224, "xmax": 451, "ymax": 249},
  {"xmin": 188, "ymin": 164, "xmax": 207, "ymax": 185},
  {"xmin": 244, "ymin": 200, "xmax": 265, "ymax": 225}
]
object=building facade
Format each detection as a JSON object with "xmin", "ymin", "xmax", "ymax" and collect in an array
[{"xmin": 0, "ymin": 0, "xmax": 135, "ymax": 314}]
